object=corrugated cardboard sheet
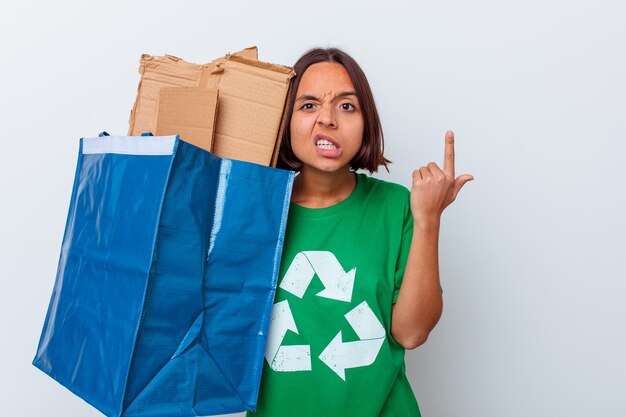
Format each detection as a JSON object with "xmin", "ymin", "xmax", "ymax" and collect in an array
[
  {"xmin": 156, "ymin": 88, "xmax": 219, "ymax": 152},
  {"xmin": 128, "ymin": 47, "xmax": 295, "ymax": 166}
]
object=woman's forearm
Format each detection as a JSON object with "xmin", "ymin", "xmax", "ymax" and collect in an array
[{"xmin": 391, "ymin": 218, "xmax": 444, "ymax": 350}]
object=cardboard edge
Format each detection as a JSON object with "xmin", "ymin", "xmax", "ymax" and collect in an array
[
  {"xmin": 226, "ymin": 54, "xmax": 295, "ymax": 77},
  {"xmin": 230, "ymin": 46, "xmax": 258, "ymax": 61},
  {"xmin": 270, "ymin": 79, "xmax": 294, "ymax": 167},
  {"xmin": 210, "ymin": 90, "xmax": 220, "ymax": 152}
]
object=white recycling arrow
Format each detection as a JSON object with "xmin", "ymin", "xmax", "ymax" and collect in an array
[
  {"xmin": 265, "ymin": 300, "xmax": 311, "ymax": 372},
  {"xmin": 279, "ymin": 251, "xmax": 356, "ymax": 303},
  {"xmin": 318, "ymin": 301, "xmax": 386, "ymax": 380}
]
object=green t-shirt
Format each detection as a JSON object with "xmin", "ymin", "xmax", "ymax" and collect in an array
[{"xmin": 249, "ymin": 173, "xmax": 421, "ymax": 417}]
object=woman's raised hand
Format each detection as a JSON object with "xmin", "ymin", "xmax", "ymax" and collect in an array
[{"xmin": 410, "ymin": 130, "xmax": 474, "ymax": 225}]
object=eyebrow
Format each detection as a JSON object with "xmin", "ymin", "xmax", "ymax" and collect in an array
[{"xmin": 295, "ymin": 91, "xmax": 357, "ymax": 102}]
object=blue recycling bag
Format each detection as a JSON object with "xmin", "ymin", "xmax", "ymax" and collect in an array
[{"xmin": 33, "ymin": 135, "xmax": 294, "ymax": 416}]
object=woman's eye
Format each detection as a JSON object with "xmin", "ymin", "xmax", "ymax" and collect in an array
[
  {"xmin": 340, "ymin": 103, "xmax": 355, "ymax": 111},
  {"xmin": 301, "ymin": 103, "xmax": 315, "ymax": 110}
]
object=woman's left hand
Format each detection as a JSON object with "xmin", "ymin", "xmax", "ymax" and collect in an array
[{"xmin": 410, "ymin": 130, "xmax": 474, "ymax": 225}]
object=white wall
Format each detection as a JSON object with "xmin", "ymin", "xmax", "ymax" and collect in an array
[{"xmin": 1, "ymin": 0, "xmax": 624, "ymax": 416}]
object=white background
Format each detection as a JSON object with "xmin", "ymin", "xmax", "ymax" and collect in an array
[{"xmin": 1, "ymin": 0, "xmax": 625, "ymax": 416}]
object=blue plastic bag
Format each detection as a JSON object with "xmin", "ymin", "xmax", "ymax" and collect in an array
[{"xmin": 33, "ymin": 135, "xmax": 294, "ymax": 416}]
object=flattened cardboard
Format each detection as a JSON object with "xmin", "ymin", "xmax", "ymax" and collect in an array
[
  {"xmin": 128, "ymin": 47, "xmax": 257, "ymax": 139},
  {"xmin": 211, "ymin": 55, "xmax": 294, "ymax": 165},
  {"xmin": 128, "ymin": 47, "xmax": 294, "ymax": 166},
  {"xmin": 156, "ymin": 88, "xmax": 219, "ymax": 152}
]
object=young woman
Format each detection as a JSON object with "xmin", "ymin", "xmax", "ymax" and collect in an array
[{"xmin": 249, "ymin": 47, "xmax": 473, "ymax": 417}]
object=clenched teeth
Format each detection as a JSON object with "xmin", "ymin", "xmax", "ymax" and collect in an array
[{"xmin": 316, "ymin": 139, "xmax": 336, "ymax": 149}]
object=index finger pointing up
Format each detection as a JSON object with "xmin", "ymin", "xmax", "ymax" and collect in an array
[{"xmin": 444, "ymin": 130, "xmax": 455, "ymax": 178}]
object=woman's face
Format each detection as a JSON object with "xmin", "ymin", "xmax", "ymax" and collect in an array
[{"xmin": 290, "ymin": 62, "xmax": 364, "ymax": 174}]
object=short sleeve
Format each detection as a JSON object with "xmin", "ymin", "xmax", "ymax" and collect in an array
[{"xmin": 392, "ymin": 200, "xmax": 414, "ymax": 304}]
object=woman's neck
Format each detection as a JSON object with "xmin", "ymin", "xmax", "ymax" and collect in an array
[{"xmin": 291, "ymin": 166, "xmax": 356, "ymax": 208}]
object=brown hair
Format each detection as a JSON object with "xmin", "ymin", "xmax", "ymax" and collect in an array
[{"xmin": 278, "ymin": 47, "xmax": 390, "ymax": 173}]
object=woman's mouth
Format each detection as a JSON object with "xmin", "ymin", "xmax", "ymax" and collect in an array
[
  {"xmin": 316, "ymin": 138, "xmax": 337, "ymax": 150},
  {"xmin": 313, "ymin": 134, "xmax": 343, "ymax": 158}
]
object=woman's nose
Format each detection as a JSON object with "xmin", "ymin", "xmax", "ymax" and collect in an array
[{"xmin": 316, "ymin": 104, "xmax": 336, "ymax": 128}]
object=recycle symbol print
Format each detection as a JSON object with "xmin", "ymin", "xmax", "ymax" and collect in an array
[{"xmin": 264, "ymin": 251, "xmax": 386, "ymax": 381}]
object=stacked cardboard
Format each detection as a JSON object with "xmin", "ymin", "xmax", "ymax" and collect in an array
[{"xmin": 128, "ymin": 46, "xmax": 295, "ymax": 166}]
